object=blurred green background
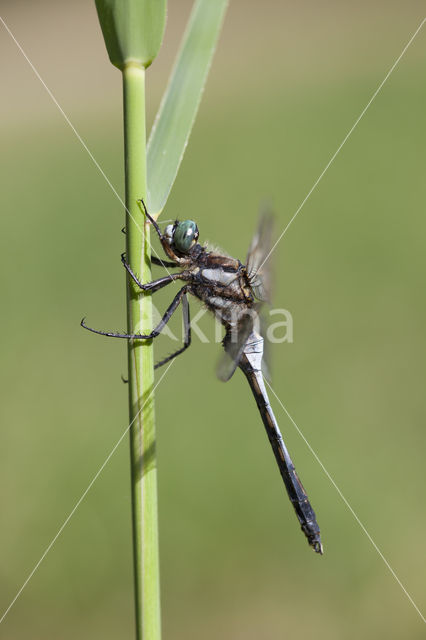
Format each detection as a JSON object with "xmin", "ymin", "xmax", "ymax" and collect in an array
[{"xmin": 1, "ymin": 1, "xmax": 425, "ymax": 638}]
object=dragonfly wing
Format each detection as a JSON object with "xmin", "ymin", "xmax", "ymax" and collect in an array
[
  {"xmin": 216, "ymin": 313, "xmax": 255, "ymax": 382},
  {"xmin": 217, "ymin": 209, "xmax": 275, "ymax": 382},
  {"xmin": 246, "ymin": 208, "xmax": 275, "ymax": 303}
]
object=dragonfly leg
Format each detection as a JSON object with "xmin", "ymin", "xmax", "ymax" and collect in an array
[
  {"xmin": 126, "ymin": 201, "xmax": 172, "ymax": 262},
  {"xmin": 121, "ymin": 253, "xmax": 182, "ymax": 292},
  {"xmin": 137, "ymin": 198, "xmax": 163, "ymax": 241},
  {"xmin": 81, "ymin": 285, "xmax": 189, "ymax": 340},
  {"xmin": 151, "ymin": 256, "xmax": 177, "ymax": 269},
  {"xmin": 137, "ymin": 199, "xmax": 186, "ymax": 266},
  {"xmin": 155, "ymin": 292, "xmax": 191, "ymax": 369}
]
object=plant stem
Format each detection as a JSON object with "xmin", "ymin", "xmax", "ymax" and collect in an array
[{"xmin": 122, "ymin": 62, "xmax": 161, "ymax": 640}]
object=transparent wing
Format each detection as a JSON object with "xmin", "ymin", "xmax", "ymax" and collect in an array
[
  {"xmin": 226, "ymin": 311, "xmax": 272, "ymax": 379},
  {"xmin": 246, "ymin": 208, "xmax": 275, "ymax": 303},
  {"xmin": 216, "ymin": 210, "xmax": 275, "ymax": 382},
  {"xmin": 216, "ymin": 308, "xmax": 271, "ymax": 383},
  {"xmin": 216, "ymin": 313, "xmax": 255, "ymax": 382}
]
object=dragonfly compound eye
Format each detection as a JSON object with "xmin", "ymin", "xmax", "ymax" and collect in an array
[{"xmin": 173, "ymin": 220, "xmax": 199, "ymax": 253}]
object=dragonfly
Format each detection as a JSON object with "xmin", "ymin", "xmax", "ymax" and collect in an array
[{"xmin": 81, "ymin": 200, "xmax": 323, "ymax": 554}]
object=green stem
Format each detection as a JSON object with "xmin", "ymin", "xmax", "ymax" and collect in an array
[{"xmin": 122, "ymin": 63, "xmax": 161, "ymax": 640}]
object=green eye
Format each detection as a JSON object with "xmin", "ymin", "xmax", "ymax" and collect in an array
[{"xmin": 173, "ymin": 220, "xmax": 199, "ymax": 253}]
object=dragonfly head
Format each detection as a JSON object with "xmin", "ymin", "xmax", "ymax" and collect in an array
[{"xmin": 164, "ymin": 220, "xmax": 199, "ymax": 255}]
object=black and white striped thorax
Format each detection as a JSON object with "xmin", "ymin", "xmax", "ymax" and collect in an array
[{"xmin": 185, "ymin": 249, "xmax": 255, "ymax": 329}]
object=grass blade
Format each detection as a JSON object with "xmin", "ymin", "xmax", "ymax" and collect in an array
[{"xmin": 147, "ymin": 0, "xmax": 228, "ymax": 215}]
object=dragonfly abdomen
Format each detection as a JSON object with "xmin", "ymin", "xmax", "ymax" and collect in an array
[{"xmin": 239, "ymin": 334, "xmax": 323, "ymax": 554}]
